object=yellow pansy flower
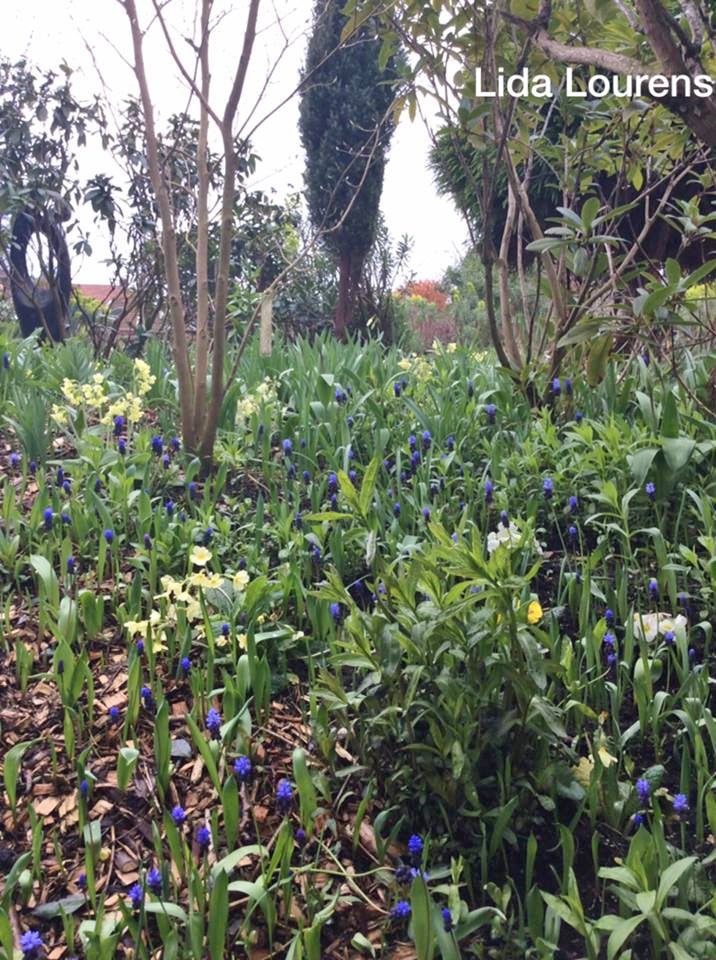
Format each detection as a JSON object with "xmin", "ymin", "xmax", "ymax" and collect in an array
[{"xmin": 527, "ymin": 600, "xmax": 543, "ymax": 624}]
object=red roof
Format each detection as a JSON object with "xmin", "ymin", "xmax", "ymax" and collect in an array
[
  {"xmin": 73, "ymin": 284, "xmax": 140, "ymax": 332},
  {"xmin": 74, "ymin": 284, "xmax": 128, "ymax": 306}
]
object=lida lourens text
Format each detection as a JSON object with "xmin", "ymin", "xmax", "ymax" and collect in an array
[{"xmin": 475, "ymin": 67, "xmax": 715, "ymax": 99}]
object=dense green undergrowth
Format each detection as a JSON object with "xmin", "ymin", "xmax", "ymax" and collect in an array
[{"xmin": 0, "ymin": 329, "xmax": 715, "ymax": 959}]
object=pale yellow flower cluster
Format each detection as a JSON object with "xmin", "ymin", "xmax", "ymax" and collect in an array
[
  {"xmin": 127, "ymin": 548, "xmax": 253, "ymax": 653},
  {"xmin": 52, "ymin": 360, "xmax": 154, "ymax": 430},
  {"xmin": 236, "ymin": 377, "xmax": 277, "ymax": 421},
  {"xmin": 52, "ymin": 376, "xmax": 107, "ymax": 425},
  {"xmin": 133, "ymin": 358, "xmax": 156, "ymax": 396},
  {"xmin": 397, "ymin": 354, "xmax": 433, "ymax": 382},
  {"xmin": 431, "ymin": 339, "xmax": 458, "ymax": 354},
  {"xmin": 51, "ymin": 404, "xmax": 69, "ymax": 427}
]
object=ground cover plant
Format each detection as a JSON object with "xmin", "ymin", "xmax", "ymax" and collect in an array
[{"xmin": 0, "ymin": 329, "xmax": 715, "ymax": 959}]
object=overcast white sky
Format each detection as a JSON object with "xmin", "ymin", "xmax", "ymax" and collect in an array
[{"xmin": 2, "ymin": 0, "xmax": 468, "ymax": 284}]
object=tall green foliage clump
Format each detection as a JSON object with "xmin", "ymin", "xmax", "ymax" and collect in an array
[{"xmin": 298, "ymin": 0, "xmax": 401, "ymax": 337}]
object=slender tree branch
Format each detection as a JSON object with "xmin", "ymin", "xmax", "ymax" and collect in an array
[{"xmin": 119, "ymin": 0, "xmax": 196, "ymax": 444}]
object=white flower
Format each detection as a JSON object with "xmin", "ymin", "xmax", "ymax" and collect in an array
[
  {"xmin": 632, "ymin": 611, "xmax": 688, "ymax": 644},
  {"xmin": 487, "ymin": 521, "xmax": 542, "ymax": 556}
]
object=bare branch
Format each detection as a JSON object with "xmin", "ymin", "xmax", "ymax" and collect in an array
[
  {"xmin": 149, "ymin": 0, "xmax": 222, "ymax": 127},
  {"xmin": 613, "ymin": 0, "xmax": 643, "ymax": 32}
]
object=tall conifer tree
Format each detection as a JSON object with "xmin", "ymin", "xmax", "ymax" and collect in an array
[{"xmin": 299, "ymin": 0, "xmax": 400, "ymax": 337}]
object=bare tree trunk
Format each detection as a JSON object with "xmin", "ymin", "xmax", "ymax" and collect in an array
[
  {"xmin": 259, "ymin": 289, "xmax": 274, "ymax": 356},
  {"xmin": 497, "ymin": 182, "xmax": 522, "ymax": 366},
  {"xmin": 334, "ymin": 248, "xmax": 351, "ymax": 339},
  {"xmin": 198, "ymin": 0, "xmax": 260, "ymax": 467},
  {"xmin": 192, "ymin": 0, "xmax": 212, "ymax": 443},
  {"xmin": 122, "ymin": 0, "xmax": 195, "ymax": 447}
]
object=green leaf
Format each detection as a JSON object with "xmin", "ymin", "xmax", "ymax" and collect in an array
[
  {"xmin": 350, "ymin": 932, "xmax": 375, "ymax": 955},
  {"xmin": 154, "ymin": 700, "xmax": 171, "ymax": 795},
  {"xmin": 32, "ymin": 894, "xmax": 86, "ymax": 918},
  {"xmin": 226, "ymin": 878, "xmax": 276, "ymax": 932},
  {"xmin": 337, "ymin": 470, "xmax": 359, "ymax": 510},
  {"xmin": 455, "ymin": 906, "xmax": 503, "ymax": 938},
  {"xmin": 587, "ymin": 335, "xmax": 613, "ymax": 386},
  {"xmin": 581, "ymin": 196, "xmax": 600, "ymax": 232},
  {"xmin": 635, "ymin": 890, "xmax": 656, "ymax": 914},
  {"xmin": 302, "ymin": 511, "xmax": 352, "ymax": 522},
  {"xmin": 541, "ymin": 892, "xmax": 583, "ymax": 931},
  {"xmin": 0, "ymin": 908, "xmax": 13, "ymax": 960},
  {"xmin": 145, "ymin": 901, "xmax": 188, "ymax": 922},
  {"xmin": 410, "ymin": 876, "xmax": 434, "ymax": 960},
  {"xmin": 30, "ymin": 554, "xmax": 59, "ymax": 605},
  {"xmin": 292, "ymin": 747, "xmax": 317, "ymax": 834},
  {"xmin": 359, "ymin": 454, "xmax": 380, "ymax": 516},
  {"xmin": 607, "ymin": 914, "xmax": 646, "ymax": 959},
  {"xmin": 211, "ymin": 844, "xmax": 267, "ymax": 880},
  {"xmin": 598, "ymin": 866, "xmax": 640, "ymax": 890},
  {"xmin": 222, "ymin": 776, "xmax": 239, "ymax": 852},
  {"xmin": 185, "ymin": 713, "xmax": 221, "ymax": 794},
  {"xmin": 208, "ymin": 870, "xmax": 228, "ymax": 960},
  {"xmin": 664, "ymin": 258, "xmax": 681, "ymax": 286},
  {"xmin": 662, "ymin": 438, "xmax": 695, "ymax": 472},
  {"xmin": 83, "ymin": 819, "xmax": 102, "ymax": 853},
  {"xmin": 655, "ymin": 856, "xmax": 696, "ymax": 910},
  {"xmin": 660, "ymin": 391, "xmax": 679, "ymax": 438},
  {"xmin": 627, "ymin": 447, "xmax": 658, "ymax": 486},
  {"xmin": 117, "ymin": 747, "xmax": 139, "ymax": 792},
  {"xmin": 3, "ymin": 740, "xmax": 35, "ymax": 814}
]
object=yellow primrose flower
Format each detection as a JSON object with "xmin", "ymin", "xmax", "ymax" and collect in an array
[
  {"xmin": 596, "ymin": 744, "xmax": 618, "ymax": 768},
  {"xmin": 572, "ymin": 756, "xmax": 594, "ymax": 788},
  {"xmin": 204, "ymin": 573, "xmax": 223, "ymax": 589},
  {"xmin": 158, "ymin": 576, "xmax": 177, "ymax": 597},
  {"xmin": 256, "ymin": 613, "xmax": 266, "ymax": 625},
  {"xmin": 237, "ymin": 633, "xmax": 248, "ymax": 650},
  {"xmin": 446, "ymin": 342, "xmax": 457, "ymax": 353},
  {"xmin": 189, "ymin": 571, "xmax": 211, "ymax": 589},
  {"xmin": 124, "ymin": 619, "xmax": 149, "ymax": 636},
  {"xmin": 185, "ymin": 600, "xmax": 202, "ymax": 621},
  {"xmin": 398, "ymin": 358, "xmax": 412, "ymax": 371},
  {"xmin": 61, "ymin": 378, "xmax": 81, "ymax": 405},
  {"xmin": 233, "ymin": 570, "xmax": 250, "ymax": 591},
  {"xmin": 51, "ymin": 404, "xmax": 69, "ymax": 426},
  {"xmin": 527, "ymin": 600, "xmax": 543, "ymax": 624},
  {"xmin": 215, "ymin": 634, "xmax": 229, "ymax": 648},
  {"xmin": 126, "ymin": 393, "xmax": 144, "ymax": 422},
  {"xmin": 153, "ymin": 631, "xmax": 168, "ymax": 654},
  {"xmin": 190, "ymin": 546, "xmax": 212, "ymax": 567}
]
